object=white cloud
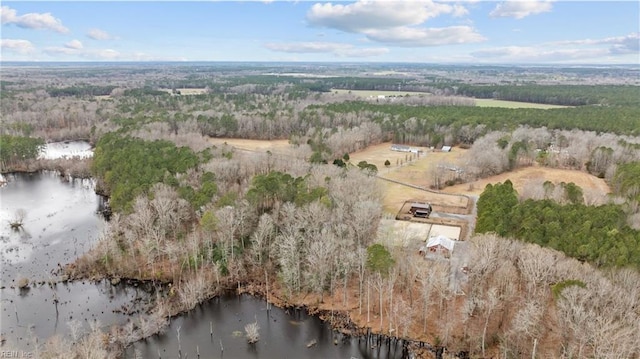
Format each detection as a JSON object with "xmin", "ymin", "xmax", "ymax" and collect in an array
[
  {"xmin": 307, "ymin": 0, "xmax": 466, "ymax": 31},
  {"xmin": 1, "ymin": 39, "xmax": 35, "ymax": 54},
  {"xmin": 44, "ymin": 46, "xmax": 121, "ymax": 60},
  {"xmin": 452, "ymin": 4, "xmax": 469, "ymax": 17},
  {"xmin": 472, "ymin": 46, "xmax": 606, "ymax": 62},
  {"xmin": 0, "ymin": 6, "xmax": 69, "ymax": 33},
  {"xmin": 471, "ymin": 33, "xmax": 639, "ymax": 63},
  {"xmin": 87, "ymin": 28, "xmax": 114, "ymax": 40},
  {"xmin": 366, "ymin": 25, "xmax": 485, "ymax": 46},
  {"xmin": 306, "ymin": 0, "xmax": 481, "ymax": 47},
  {"xmin": 490, "ymin": 1, "xmax": 553, "ymax": 19},
  {"xmin": 307, "ymin": 0, "xmax": 459, "ymax": 33},
  {"xmin": 65, "ymin": 39, "xmax": 83, "ymax": 50},
  {"xmin": 552, "ymin": 33, "xmax": 639, "ymax": 55},
  {"xmin": 265, "ymin": 41, "xmax": 388, "ymax": 57}
]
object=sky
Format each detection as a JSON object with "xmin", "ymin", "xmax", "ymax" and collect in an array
[{"xmin": 1, "ymin": 1, "xmax": 638, "ymax": 64}]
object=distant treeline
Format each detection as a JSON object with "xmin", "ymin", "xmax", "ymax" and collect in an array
[
  {"xmin": 316, "ymin": 102, "xmax": 640, "ymax": 138},
  {"xmin": 47, "ymin": 85, "xmax": 116, "ymax": 97},
  {"xmin": 144, "ymin": 75, "xmax": 639, "ymax": 106},
  {"xmin": 476, "ymin": 181, "xmax": 640, "ymax": 268},
  {"xmin": 453, "ymin": 84, "xmax": 640, "ymax": 106}
]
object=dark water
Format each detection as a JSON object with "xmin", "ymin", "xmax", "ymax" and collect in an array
[
  {"xmin": 0, "ymin": 172, "xmax": 147, "ymax": 349},
  {"xmin": 129, "ymin": 294, "xmax": 405, "ymax": 359}
]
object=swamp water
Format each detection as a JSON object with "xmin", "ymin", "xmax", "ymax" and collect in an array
[
  {"xmin": 130, "ymin": 294, "xmax": 404, "ymax": 359},
  {"xmin": 0, "ymin": 172, "xmax": 148, "ymax": 350}
]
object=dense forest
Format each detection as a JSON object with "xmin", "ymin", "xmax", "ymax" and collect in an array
[{"xmin": 476, "ymin": 181, "xmax": 640, "ymax": 268}]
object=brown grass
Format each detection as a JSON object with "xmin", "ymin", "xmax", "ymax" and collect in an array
[
  {"xmin": 441, "ymin": 165, "xmax": 611, "ymax": 197},
  {"xmin": 160, "ymin": 88, "xmax": 208, "ymax": 95},
  {"xmin": 351, "ymin": 143, "xmax": 471, "ymax": 215},
  {"xmin": 208, "ymin": 137, "xmax": 293, "ymax": 154}
]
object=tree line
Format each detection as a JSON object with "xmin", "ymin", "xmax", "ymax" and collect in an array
[
  {"xmin": 476, "ymin": 181, "xmax": 640, "ymax": 268},
  {"xmin": 0, "ymin": 135, "xmax": 45, "ymax": 172}
]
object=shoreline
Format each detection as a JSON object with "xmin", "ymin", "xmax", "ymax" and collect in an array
[{"xmin": 59, "ymin": 267, "xmax": 447, "ymax": 358}]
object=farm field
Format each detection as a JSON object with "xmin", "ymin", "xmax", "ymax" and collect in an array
[
  {"xmin": 441, "ymin": 165, "xmax": 611, "ymax": 199},
  {"xmin": 474, "ymin": 98, "xmax": 569, "ymax": 109},
  {"xmin": 160, "ymin": 88, "xmax": 208, "ymax": 95},
  {"xmin": 381, "ymin": 149, "xmax": 467, "ymax": 186},
  {"xmin": 331, "ymin": 88, "xmax": 432, "ymax": 97},
  {"xmin": 208, "ymin": 137, "xmax": 292, "ymax": 153},
  {"xmin": 348, "ymin": 142, "xmax": 435, "ymax": 174}
]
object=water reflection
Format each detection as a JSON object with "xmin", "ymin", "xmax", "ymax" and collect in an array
[
  {"xmin": 131, "ymin": 294, "xmax": 404, "ymax": 359},
  {"xmin": 0, "ymin": 172, "xmax": 144, "ymax": 349}
]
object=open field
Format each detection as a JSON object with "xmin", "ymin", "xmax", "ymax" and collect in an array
[
  {"xmin": 160, "ymin": 88, "xmax": 208, "ymax": 95},
  {"xmin": 382, "ymin": 148, "xmax": 467, "ymax": 186},
  {"xmin": 351, "ymin": 143, "xmax": 470, "ymax": 214},
  {"xmin": 441, "ymin": 165, "xmax": 611, "ymax": 198},
  {"xmin": 379, "ymin": 180, "xmax": 470, "ymax": 213},
  {"xmin": 474, "ymin": 98, "xmax": 569, "ymax": 109},
  {"xmin": 348, "ymin": 142, "xmax": 434, "ymax": 174},
  {"xmin": 331, "ymin": 88, "xmax": 432, "ymax": 98},
  {"xmin": 208, "ymin": 137, "xmax": 293, "ymax": 153}
]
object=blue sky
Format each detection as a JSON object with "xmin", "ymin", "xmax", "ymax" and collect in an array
[{"xmin": 1, "ymin": 1, "xmax": 638, "ymax": 63}]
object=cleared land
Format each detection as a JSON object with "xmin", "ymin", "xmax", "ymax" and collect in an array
[
  {"xmin": 381, "ymin": 220, "xmax": 432, "ymax": 247},
  {"xmin": 331, "ymin": 88, "xmax": 432, "ymax": 98},
  {"xmin": 380, "ymin": 181, "xmax": 469, "ymax": 213},
  {"xmin": 208, "ymin": 137, "xmax": 293, "ymax": 154},
  {"xmin": 350, "ymin": 143, "xmax": 470, "ymax": 214},
  {"xmin": 442, "ymin": 166, "xmax": 611, "ymax": 198},
  {"xmin": 474, "ymin": 98, "xmax": 569, "ymax": 109},
  {"xmin": 353, "ymin": 143, "xmax": 610, "ymax": 208},
  {"xmin": 160, "ymin": 88, "xmax": 208, "ymax": 95}
]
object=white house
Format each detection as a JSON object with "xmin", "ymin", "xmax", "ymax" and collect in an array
[{"xmin": 420, "ymin": 235, "xmax": 455, "ymax": 258}]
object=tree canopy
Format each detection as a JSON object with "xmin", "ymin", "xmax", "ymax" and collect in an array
[
  {"xmin": 0, "ymin": 135, "xmax": 45, "ymax": 171},
  {"xmin": 92, "ymin": 133, "xmax": 200, "ymax": 212},
  {"xmin": 476, "ymin": 182, "xmax": 640, "ymax": 268}
]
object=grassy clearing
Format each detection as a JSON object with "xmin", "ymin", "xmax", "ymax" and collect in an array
[
  {"xmin": 441, "ymin": 165, "xmax": 611, "ymax": 198},
  {"xmin": 208, "ymin": 137, "xmax": 292, "ymax": 152},
  {"xmin": 350, "ymin": 143, "xmax": 470, "ymax": 214},
  {"xmin": 331, "ymin": 88, "xmax": 432, "ymax": 98},
  {"xmin": 160, "ymin": 88, "xmax": 208, "ymax": 95},
  {"xmin": 474, "ymin": 98, "xmax": 569, "ymax": 109}
]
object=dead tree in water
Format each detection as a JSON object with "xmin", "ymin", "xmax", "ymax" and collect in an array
[
  {"xmin": 245, "ymin": 319, "xmax": 260, "ymax": 344},
  {"xmin": 9, "ymin": 209, "xmax": 27, "ymax": 230}
]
